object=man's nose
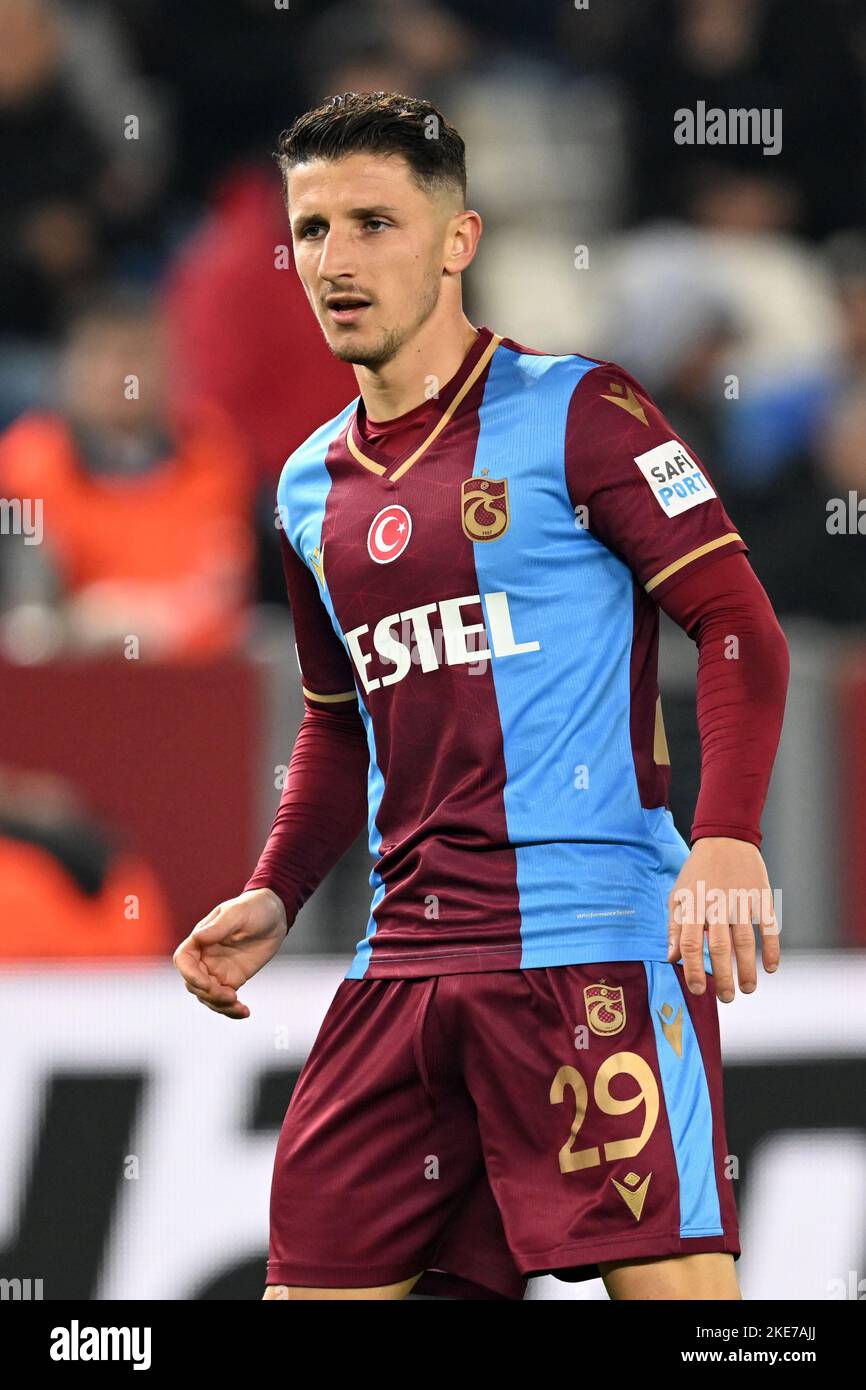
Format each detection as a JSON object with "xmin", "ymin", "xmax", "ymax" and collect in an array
[{"xmin": 316, "ymin": 228, "xmax": 355, "ymax": 285}]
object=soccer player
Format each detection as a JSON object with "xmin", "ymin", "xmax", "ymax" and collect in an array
[{"xmin": 173, "ymin": 92, "xmax": 789, "ymax": 1301}]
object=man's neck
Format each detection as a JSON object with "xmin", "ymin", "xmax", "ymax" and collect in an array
[{"xmin": 355, "ymin": 314, "xmax": 479, "ymax": 423}]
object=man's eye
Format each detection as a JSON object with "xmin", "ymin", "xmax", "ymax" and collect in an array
[
  {"xmin": 300, "ymin": 225, "xmax": 324, "ymax": 239},
  {"xmin": 365, "ymin": 219, "xmax": 388, "ymax": 231}
]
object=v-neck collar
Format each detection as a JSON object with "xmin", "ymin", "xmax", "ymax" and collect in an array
[{"xmin": 345, "ymin": 324, "xmax": 502, "ymax": 481}]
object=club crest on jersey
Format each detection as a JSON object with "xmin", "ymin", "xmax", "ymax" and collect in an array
[
  {"xmin": 632, "ymin": 439, "xmax": 716, "ymax": 518},
  {"xmin": 584, "ymin": 981, "xmax": 626, "ymax": 1037},
  {"xmin": 461, "ymin": 474, "xmax": 510, "ymax": 542},
  {"xmin": 367, "ymin": 504, "xmax": 412, "ymax": 564}
]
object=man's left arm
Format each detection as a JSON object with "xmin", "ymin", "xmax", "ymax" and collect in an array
[
  {"xmin": 657, "ymin": 550, "xmax": 790, "ymax": 1001},
  {"xmin": 564, "ymin": 360, "xmax": 790, "ymax": 1002}
]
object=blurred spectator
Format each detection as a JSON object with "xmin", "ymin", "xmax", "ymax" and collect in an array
[
  {"xmin": 826, "ymin": 229, "xmax": 866, "ymax": 380},
  {"xmin": 54, "ymin": 0, "xmax": 172, "ymax": 243},
  {"xmin": 0, "ymin": 289, "xmax": 255, "ymax": 662},
  {"xmin": 0, "ymin": 0, "xmax": 171, "ymax": 424},
  {"xmin": 163, "ymin": 163, "xmax": 355, "ymax": 489},
  {"xmin": 0, "ymin": 0, "xmax": 104, "ymax": 417},
  {"xmin": 729, "ymin": 381, "xmax": 866, "ymax": 627},
  {"xmin": 162, "ymin": 162, "xmax": 358, "ymax": 606},
  {"xmin": 591, "ymin": 222, "xmax": 743, "ymax": 472},
  {"xmin": 106, "ymin": 0, "xmax": 308, "ymax": 205},
  {"xmin": 304, "ymin": 0, "xmax": 473, "ymax": 98},
  {"xmin": 0, "ymin": 764, "xmax": 173, "ymax": 957},
  {"xmin": 614, "ymin": 0, "xmax": 866, "ymax": 240},
  {"xmin": 595, "ymin": 221, "xmax": 843, "ymax": 491}
]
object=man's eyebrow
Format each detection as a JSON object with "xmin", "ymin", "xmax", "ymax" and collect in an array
[{"xmin": 291, "ymin": 205, "xmax": 400, "ymax": 229}]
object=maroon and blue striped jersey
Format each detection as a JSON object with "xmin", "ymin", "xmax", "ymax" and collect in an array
[{"xmin": 272, "ymin": 325, "xmax": 747, "ymax": 979}]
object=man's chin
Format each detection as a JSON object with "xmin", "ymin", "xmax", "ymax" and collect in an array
[
  {"xmin": 327, "ymin": 338, "xmax": 371, "ymax": 365},
  {"xmin": 323, "ymin": 328, "xmax": 396, "ymax": 369}
]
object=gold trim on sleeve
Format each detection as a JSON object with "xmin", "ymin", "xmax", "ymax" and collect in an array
[
  {"xmin": 644, "ymin": 532, "xmax": 743, "ymax": 594},
  {"xmin": 653, "ymin": 695, "xmax": 670, "ymax": 766},
  {"xmin": 346, "ymin": 333, "xmax": 503, "ymax": 481},
  {"xmin": 302, "ymin": 686, "xmax": 357, "ymax": 703}
]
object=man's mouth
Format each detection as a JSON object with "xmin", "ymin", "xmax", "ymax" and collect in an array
[{"xmin": 325, "ymin": 296, "xmax": 371, "ymax": 325}]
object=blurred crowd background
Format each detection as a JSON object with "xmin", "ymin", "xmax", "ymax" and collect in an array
[{"xmin": 1, "ymin": 0, "xmax": 865, "ymax": 960}]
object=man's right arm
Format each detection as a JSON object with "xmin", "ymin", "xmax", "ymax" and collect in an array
[
  {"xmin": 172, "ymin": 527, "xmax": 366, "ymax": 1015},
  {"xmin": 243, "ymin": 529, "xmax": 369, "ymax": 933}
]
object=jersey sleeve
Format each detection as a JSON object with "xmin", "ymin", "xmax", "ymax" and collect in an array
[
  {"xmin": 242, "ymin": 526, "xmax": 367, "ymax": 926},
  {"xmin": 564, "ymin": 362, "xmax": 748, "ymax": 598},
  {"xmin": 279, "ymin": 527, "xmax": 359, "ymax": 710},
  {"xmin": 658, "ymin": 550, "xmax": 790, "ymax": 848}
]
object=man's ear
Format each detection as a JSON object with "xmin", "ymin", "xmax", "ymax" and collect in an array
[{"xmin": 444, "ymin": 209, "xmax": 483, "ymax": 275}]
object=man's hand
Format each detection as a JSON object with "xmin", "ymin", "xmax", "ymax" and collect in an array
[
  {"xmin": 667, "ymin": 837, "xmax": 780, "ymax": 1002},
  {"xmin": 172, "ymin": 888, "xmax": 288, "ymax": 1019}
]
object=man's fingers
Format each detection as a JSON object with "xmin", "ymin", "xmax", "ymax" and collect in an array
[
  {"xmin": 173, "ymin": 943, "xmax": 209, "ymax": 991},
  {"xmin": 184, "ymin": 975, "xmax": 235, "ymax": 1007},
  {"xmin": 671, "ymin": 877, "xmax": 708, "ymax": 994},
  {"xmin": 761, "ymin": 927, "xmax": 781, "ymax": 973},
  {"xmin": 730, "ymin": 920, "xmax": 757, "ymax": 994},
  {"xmin": 192, "ymin": 911, "xmax": 243, "ymax": 947},
  {"xmin": 172, "ymin": 904, "xmax": 252, "ymax": 1021},
  {"xmin": 198, "ymin": 996, "xmax": 250, "ymax": 1020},
  {"xmin": 667, "ymin": 886, "xmax": 688, "ymax": 963},
  {"xmin": 679, "ymin": 923, "xmax": 707, "ymax": 994},
  {"xmin": 706, "ymin": 909, "xmax": 735, "ymax": 1002},
  {"xmin": 196, "ymin": 988, "xmax": 249, "ymax": 1019},
  {"xmin": 760, "ymin": 896, "xmax": 781, "ymax": 973},
  {"xmin": 193, "ymin": 993, "xmax": 249, "ymax": 1020},
  {"xmin": 183, "ymin": 977, "xmax": 249, "ymax": 1019},
  {"xmin": 193, "ymin": 904, "xmax": 221, "ymax": 928}
]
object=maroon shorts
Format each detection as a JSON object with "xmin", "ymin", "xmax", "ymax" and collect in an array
[{"xmin": 267, "ymin": 961, "xmax": 740, "ymax": 1299}]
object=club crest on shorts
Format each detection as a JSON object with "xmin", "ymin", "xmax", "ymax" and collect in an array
[
  {"xmin": 461, "ymin": 473, "xmax": 509, "ymax": 542},
  {"xmin": 584, "ymin": 981, "xmax": 626, "ymax": 1036}
]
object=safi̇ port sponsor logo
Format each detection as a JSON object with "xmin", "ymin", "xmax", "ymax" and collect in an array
[{"xmin": 633, "ymin": 439, "xmax": 716, "ymax": 518}]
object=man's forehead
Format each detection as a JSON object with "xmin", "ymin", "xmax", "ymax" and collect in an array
[{"xmin": 287, "ymin": 151, "xmax": 418, "ymax": 206}]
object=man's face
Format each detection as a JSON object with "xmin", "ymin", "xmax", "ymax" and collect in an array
[
  {"xmin": 63, "ymin": 316, "xmax": 165, "ymax": 432},
  {"xmin": 287, "ymin": 151, "xmax": 457, "ymax": 369}
]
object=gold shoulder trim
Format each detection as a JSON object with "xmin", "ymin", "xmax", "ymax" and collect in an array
[
  {"xmin": 302, "ymin": 686, "xmax": 357, "ymax": 704},
  {"xmin": 645, "ymin": 532, "xmax": 743, "ymax": 594}
]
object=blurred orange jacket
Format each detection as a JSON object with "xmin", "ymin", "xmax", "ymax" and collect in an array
[
  {"xmin": 0, "ymin": 405, "xmax": 255, "ymax": 658},
  {"xmin": 0, "ymin": 834, "xmax": 173, "ymax": 958}
]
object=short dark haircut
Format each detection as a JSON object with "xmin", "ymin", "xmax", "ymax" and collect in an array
[{"xmin": 275, "ymin": 91, "xmax": 467, "ymax": 206}]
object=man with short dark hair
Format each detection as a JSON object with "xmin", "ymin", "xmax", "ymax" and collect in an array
[{"xmin": 173, "ymin": 92, "xmax": 789, "ymax": 1301}]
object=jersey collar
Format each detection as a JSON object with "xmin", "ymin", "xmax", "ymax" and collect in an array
[{"xmin": 345, "ymin": 324, "xmax": 502, "ymax": 481}]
